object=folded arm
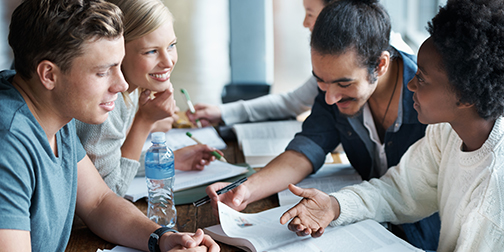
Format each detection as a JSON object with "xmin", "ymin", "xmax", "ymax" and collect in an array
[{"xmin": 75, "ymin": 155, "xmax": 219, "ymax": 251}]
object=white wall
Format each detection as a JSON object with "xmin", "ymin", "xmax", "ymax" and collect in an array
[{"xmin": 163, "ymin": 0, "xmax": 230, "ymax": 109}]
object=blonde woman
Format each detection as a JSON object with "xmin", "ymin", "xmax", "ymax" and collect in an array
[{"xmin": 76, "ymin": 0, "xmax": 220, "ymax": 197}]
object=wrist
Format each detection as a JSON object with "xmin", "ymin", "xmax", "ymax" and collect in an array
[
  {"xmin": 330, "ymin": 195, "xmax": 341, "ymax": 221},
  {"xmin": 135, "ymin": 110, "xmax": 157, "ymax": 127},
  {"xmin": 148, "ymin": 227, "xmax": 178, "ymax": 252}
]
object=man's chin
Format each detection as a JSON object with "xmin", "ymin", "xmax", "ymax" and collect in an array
[{"xmin": 339, "ymin": 106, "xmax": 364, "ymax": 119}]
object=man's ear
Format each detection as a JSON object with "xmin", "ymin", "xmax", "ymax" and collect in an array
[
  {"xmin": 375, "ymin": 51, "xmax": 391, "ymax": 78},
  {"xmin": 36, "ymin": 60, "xmax": 59, "ymax": 90}
]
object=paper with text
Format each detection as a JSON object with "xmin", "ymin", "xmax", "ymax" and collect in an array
[{"xmin": 204, "ymin": 202, "xmax": 423, "ymax": 252}]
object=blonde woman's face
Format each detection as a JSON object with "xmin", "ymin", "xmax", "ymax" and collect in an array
[{"xmin": 122, "ymin": 20, "xmax": 178, "ymax": 92}]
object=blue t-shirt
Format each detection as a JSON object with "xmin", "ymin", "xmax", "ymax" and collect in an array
[{"xmin": 0, "ymin": 70, "xmax": 86, "ymax": 251}]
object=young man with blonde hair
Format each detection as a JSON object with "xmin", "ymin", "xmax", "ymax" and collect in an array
[{"xmin": 0, "ymin": 0, "xmax": 218, "ymax": 251}]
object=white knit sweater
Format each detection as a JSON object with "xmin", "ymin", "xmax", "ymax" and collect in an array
[{"xmin": 330, "ymin": 117, "xmax": 504, "ymax": 251}]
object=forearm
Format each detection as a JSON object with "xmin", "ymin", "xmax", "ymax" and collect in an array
[
  {"xmin": 246, "ymin": 150, "xmax": 313, "ymax": 203},
  {"xmin": 220, "ymin": 77, "xmax": 317, "ymax": 125},
  {"xmin": 83, "ymin": 192, "xmax": 158, "ymax": 251}
]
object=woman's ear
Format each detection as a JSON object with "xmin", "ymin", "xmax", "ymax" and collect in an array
[
  {"xmin": 456, "ymin": 100, "xmax": 474, "ymax": 109},
  {"xmin": 375, "ymin": 51, "xmax": 391, "ymax": 77},
  {"xmin": 36, "ymin": 60, "xmax": 58, "ymax": 90}
]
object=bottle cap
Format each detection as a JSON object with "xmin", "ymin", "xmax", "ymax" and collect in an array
[{"xmin": 151, "ymin": 132, "xmax": 166, "ymax": 143}]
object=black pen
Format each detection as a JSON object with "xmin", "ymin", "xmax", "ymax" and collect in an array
[{"xmin": 193, "ymin": 177, "xmax": 247, "ymax": 207}]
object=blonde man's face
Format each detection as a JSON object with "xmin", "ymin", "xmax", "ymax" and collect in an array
[{"xmin": 54, "ymin": 37, "xmax": 128, "ymax": 124}]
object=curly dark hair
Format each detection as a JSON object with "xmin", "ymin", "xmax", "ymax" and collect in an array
[
  {"xmin": 311, "ymin": 0, "xmax": 391, "ymax": 83},
  {"xmin": 428, "ymin": 0, "xmax": 504, "ymax": 120}
]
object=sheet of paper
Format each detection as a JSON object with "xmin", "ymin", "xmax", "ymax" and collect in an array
[
  {"xmin": 233, "ymin": 120, "xmax": 334, "ymax": 167},
  {"xmin": 241, "ymin": 138, "xmax": 333, "ymax": 168},
  {"xmin": 232, "ymin": 120, "xmax": 303, "ymax": 149},
  {"xmin": 267, "ymin": 219, "xmax": 423, "ymax": 252},
  {"xmin": 208, "ymin": 202, "xmax": 423, "ymax": 252},
  {"xmin": 97, "ymin": 246, "xmax": 143, "ymax": 252},
  {"xmin": 125, "ymin": 161, "xmax": 248, "ymax": 202},
  {"xmin": 278, "ymin": 163, "xmax": 362, "ymax": 206},
  {"xmin": 142, "ymin": 126, "xmax": 227, "ymax": 151}
]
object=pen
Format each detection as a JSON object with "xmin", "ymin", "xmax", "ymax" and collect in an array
[
  {"xmin": 186, "ymin": 132, "xmax": 227, "ymax": 163},
  {"xmin": 193, "ymin": 177, "xmax": 247, "ymax": 207},
  {"xmin": 181, "ymin": 88, "xmax": 202, "ymax": 128}
]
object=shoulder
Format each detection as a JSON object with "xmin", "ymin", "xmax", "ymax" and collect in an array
[
  {"xmin": 0, "ymin": 71, "xmax": 29, "ymax": 131},
  {"xmin": 0, "ymin": 129, "xmax": 37, "ymax": 184},
  {"xmin": 423, "ymin": 123, "xmax": 458, "ymax": 150}
]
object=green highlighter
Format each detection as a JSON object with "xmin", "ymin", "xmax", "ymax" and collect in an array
[
  {"xmin": 180, "ymin": 88, "xmax": 202, "ymax": 128},
  {"xmin": 186, "ymin": 132, "xmax": 227, "ymax": 162}
]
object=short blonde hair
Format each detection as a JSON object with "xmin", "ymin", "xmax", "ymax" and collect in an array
[
  {"xmin": 107, "ymin": 0, "xmax": 173, "ymax": 105},
  {"xmin": 108, "ymin": 0, "xmax": 173, "ymax": 43},
  {"xmin": 10, "ymin": 0, "xmax": 123, "ymax": 80}
]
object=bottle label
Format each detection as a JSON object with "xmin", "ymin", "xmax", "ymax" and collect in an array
[{"xmin": 145, "ymin": 151, "xmax": 175, "ymax": 180}]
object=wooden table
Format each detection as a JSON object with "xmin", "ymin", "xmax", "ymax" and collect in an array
[{"xmin": 65, "ymin": 140, "xmax": 280, "ymax": 252}]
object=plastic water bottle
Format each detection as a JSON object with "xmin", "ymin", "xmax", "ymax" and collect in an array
[{"xmin": 145, "ymin": 132, "xmax": 177, "ymax": 227}]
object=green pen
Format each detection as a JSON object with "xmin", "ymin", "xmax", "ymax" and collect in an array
[
  {"xmin": 181, "ymin": 88, "xmax": 202, "ymax": 128},
  {"xmin": 186, "ymin": 132, "xmax": 227, "ymax": 162}
]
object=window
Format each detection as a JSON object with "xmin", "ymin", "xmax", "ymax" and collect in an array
[{"xmin": 382, "ymin": 0, "xmax": 447, "ymax": 53}]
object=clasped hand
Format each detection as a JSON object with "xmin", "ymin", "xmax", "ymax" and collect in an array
[
  {"xmin": 161, "ymin": 229, "xmax": 219, "ymax": 252},
  {"xmin": 279, "ymin": 184, "xmax": 341, "ymax": 237}
]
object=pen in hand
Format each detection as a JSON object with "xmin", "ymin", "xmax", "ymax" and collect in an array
[
  {"xmin": 186, "ymin": 132, "xmax": 227, "ymax": 163},
  {"xmin": 193, "ymin": 177, "xmax": 247, "ymax": 207},
  {"xmin": 181, "ymin": 88, "xmax": 202, "ymax": 128}
]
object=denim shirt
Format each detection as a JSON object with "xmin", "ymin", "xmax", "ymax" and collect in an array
[{"xmin": 286, "ymin": 50, "xmax": 427, "ymax": 180}]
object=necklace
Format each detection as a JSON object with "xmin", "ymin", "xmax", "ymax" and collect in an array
[{"xmin": 381, "ymin": 59, "xmax": 400, "ymax": 125}]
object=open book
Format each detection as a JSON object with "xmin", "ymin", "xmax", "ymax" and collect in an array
[
  {"xmin": 232, "ymin": 120, "xmax": 334, "ymax": 167},
  {"xmin": 204, "ymin": 202, "xmax": 423, "ymax": 252}
]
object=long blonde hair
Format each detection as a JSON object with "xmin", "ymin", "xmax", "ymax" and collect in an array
[{"xmin": 107, "ymin": 0, "xmax": 173, "ymax": 105}]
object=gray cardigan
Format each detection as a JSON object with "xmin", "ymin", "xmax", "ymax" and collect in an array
[{"xmin": 75, "ymin": 90, "xmax": 142, "ymax": 196}]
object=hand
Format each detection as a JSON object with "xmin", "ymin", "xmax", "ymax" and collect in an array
[
  {"xmin": 206, "ymin": 181, "xmax": 251, "ymax": 218},
  {"xmin": 151, "ymin": 108, "xmax": 180, "ymax": 133},
  {"xmin": 279, "ymin": 184, "xmax": 340, "ymax": 237},
  {"xmin": 174, "ymin": 144, "xmax": 222, "ymax": 171},
  {"xmin": 160, "ymin": 229, "xmax": 220, "ymax": 252},
  {"xmin": 137, "ymin": 88, "xmax": 177, "ymax": 125},
  {"xmin": 185, "ymin": 103, "xmax": 223, "ymax": 127}
]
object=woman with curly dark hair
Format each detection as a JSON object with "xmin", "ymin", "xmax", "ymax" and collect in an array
[{"xmin": 280, "ymin": 0, "xmax": 504, "ymax": 250}]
